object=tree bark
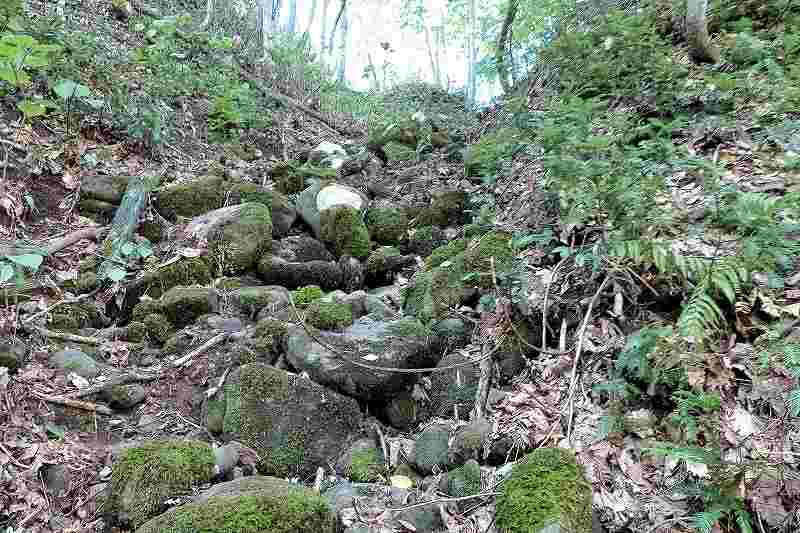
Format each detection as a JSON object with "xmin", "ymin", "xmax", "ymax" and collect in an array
[
  {"xmin": 328, "ymin": 0, "xmax": 347, "ymax": 57},
  {"xmin": 367, "ymin": 52, "xmax": 380, "ymax": 90},
  {"xmin": 336, "ymin": 3, "xmax": 348, "ymax": 82},
  {"xmin": 496, "ymin": 0, "xmax": 519, "ymax": 95},
  {"xmin": 285, "ymin": 0, "xmax": 297, "ymax": 32},
  {"xmin": 305, "ymin": 0, "xmax": 317, "ymax": 36},
  {"xmin": 423, "ymin": 23, "xmax": 441, "ymax": 87},
  {"xmin": 686, "ymin": 0, "xmax": 720, "ymax": 64},
  {"xmin": 320, "ymin": 0, "xmax": 330, "ymax": 65},
  {"xmin": 200, "ymin": 0, "xmax": 214, "ymax": 29}
]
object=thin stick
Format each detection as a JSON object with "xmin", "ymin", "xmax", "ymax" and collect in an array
[
  {"xmin": 31, "ymin": 326, "xmax": 103, "ymax": 345},
  {"xmin": 541, "ymin": 256, "xmax": 570, "ymax": 354},
  {"xmin": 205, "ymin": 365, "xmax": 231, "ymax": 398},
  {"xmin": 172, "ymin": 332, "xmax": 229, "ymax": 367},
  {"xmin": 566, "ymin": 275, "xmax": 610, "ymax": 442},
  {"xmin": 31, "ymin": 392, "xmax": 113, "ymax": 415},
  {"xmin": 71, "ymin": 372, "xmax": 160, "ymax": 399}
]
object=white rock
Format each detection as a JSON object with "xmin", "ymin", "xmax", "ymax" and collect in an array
[{"xmin": 316, "ymin": 184, "xmax": 366, "ymax": 212}]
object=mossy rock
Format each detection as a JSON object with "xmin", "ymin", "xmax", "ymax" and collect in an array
[
  {"xmin": 227, "ymin": 183, "xmax": 297, "ymax": 237},
  {"xmin": 223, "ymin": 141, "xmax": 259, "ymax": 162},
  {"xmin": 221, "ymin": 363, "xmax": 363, "ymax": 479},
  {"xmin": 229, "ymin": 286, "xmax": 289, "ymax": 318},
  {"xmin": 365, "ymin": 207, "xmax": 408, "ymax": 245},
  {"xmin": 365, "ymin": 246, "xmax": 401, "ymax": 276},
  {"xmin": 131, "ymin": 299, "xmax": 164, "ymax": 323},
  {"xmin": 208, "ymin": 202, "xmax": 273, "ymax": 274},
  {"xmin": 155, "ymin": 175, "xmax": 227, "ymax": 219},
  {"xmin": 320, "ymin": 207, "xmax": 370, "ymax": 259},
  {"xmin": 495, "ymin": 448, "xmax": 593, "ymax": 533},
  {"xmin": 413, "ymin": 424, "xmax": 451, "ymax": 475},
  {"xmin": 462, "ymin": 231, "xmax": 514, "ymax": 288},
  {"xmin": 346, "ymin": 444, "xmax": 384, "ymax": 483},
  {"xmin": 253, "ymin": 317, "xmax": 288, "ymax": 358},
  {"xmin": 107, "ymin": 440, "xmax": 215, "ymax": 530},
  {"xmin": 304, "ymin": 300, "xmax": 353, "ymax": 331},
  {"xmin": 50, "ymin": 302, "xmax": 103, "ymax": 331},
  {"xmin": 404, "ymin": 225, "xmax": 446, "ymax": 256},
  {"xmin": 134, "ymin": 485, "xmax": 335, "ymax": 533},
  {"xmin": 444, "ymin": 459, "xmax": 481, "ymax": 497},
  {"xmin": 429, "ymin": 351, "xmax": 480, "ymax": 419},
  {"xmin": 159, "ymin": 287, "xmax": 218, "ymax": 329},
  {"xmin": 126, "ymin": 321, "xmax": 148, "ymax": 342},
  {"xmin": 0, "ymin": 342, "xmax": 26, "ymax": 373},
  {"xmin": 126, "ymin": 257, "xmax": 213, "ymax": 320},
  {"xmin": 320, "ymin": 206, "xmax": 371, "ymax": 259},
  {"xmin": 291, "ymin": 285, "xmax": 324, "ymax": 308},
  {"xmin": 425, "ymin": 238, "xmax": 468, "ymax": 270},
  {"xmin": 416, "ymin": 190, "xmax": 468, "ymax": 227},
  {"xmin": 272, "ymin": 162, "xmax": 307, "ymax": 195},
  {"xmin": 143, "ymin": 313, "xmax": 173, "ymax": 344},
  {"xmin": 257, "ymin": 256, "xmax": 343, "ymax": 291}
]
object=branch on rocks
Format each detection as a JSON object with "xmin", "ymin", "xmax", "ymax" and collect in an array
[
  {"xmin": 31, "ymin": 392, "xmax": 113, "ymax": 415},
  {"xmin": 0, "ymin": 226, "xmax": 108, "ymax": 258},
  {"xmin": 71, "ymin": 372, "xmax": 160, "ymax": 399}
]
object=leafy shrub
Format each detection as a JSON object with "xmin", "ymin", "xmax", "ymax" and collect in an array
[
  {"xmin": 539, "ymin": 8, "xmax": 687, "ymax": 109},
  {"xmin": 726, "ymin": 32, "xmax": 771, "ymax": 67},
  {"xmin": 464, "ymin": 127, "xmax": 527, "ymax": 179},
  {"xmin": 0, "ymin": 0, "xmax": 23, "ymax": 30},
  {"xmin": 0, "ymin": 33, "xmax": 62, "ymax": 92}
]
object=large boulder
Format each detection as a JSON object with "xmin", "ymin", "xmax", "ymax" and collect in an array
[
  {"xmin": 105, "ymin": 439, "xmax": 216, "ymax": 531},
  {"xmin": 217, "ymin": 363, "xmax": 364, "ymax": 479},
  {"xmin": 134, "ymin": 476, "xmax": 336, "ymax": 533},
  {"xmin": 284, "ymin": 316, "xmax": 433, "ymax": 401},
  {"xmin": 495, "ymin": 448, "xmax": 593, "ymax": 533}
]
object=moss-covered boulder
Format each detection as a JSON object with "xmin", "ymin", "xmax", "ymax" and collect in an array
[
  {"xmin": 123, "ymin": 257, "xmax": 213, "ymax": 321},
  {"xmin": 205, "ymin": 202, "xmax": 273, "ymax": 274},
  {"xmin": 441, "ymin": 459, "xmax": 481, "ymax": 497},
  {"xmin": 257, "ymin": 256, "xmax": 343, "ymax": 290},
  {"xmin": 365, "ymin": 207, "xmax": 408, "ymax": 245},
  {"xmin": 142, "ymin": 313, "xmax": 173, "ymax": 344},
  {"xmin": 416, "ymin": 189, "xmax": 469, "ymax": 227},
  {"xmin": 272, "ymin": 235, "xmax": 336, "ymax": 263},
  {"xmin": 320, "ymin": 206, "xmax": 371, "ymax": 259},
  {"xmin": 428, "ymin": 351, "xmax": 480, "ymax": 419},
  {"xmin": 291, "ymin": 285, "xmax": 324, "ymax": 308},
  {"xmin": 425, "ymin": 238, "xmax": 468, "ymax": 270},
  {"xmin": 134, "ymin": 476, "xmax": 336, "ymax": 533},
  {"xmin": 284, "ymin": 316, "xmax": 432, "ymax": 401},
  {"xmin": 219, "ymin": 363, "xmax": 364, "ymax": 479},
  {"xmin": 365, "ymin": 246, "xmax": 415, "ymax": 286},
  {"xmin": 106, "ymin": 439, "xmax": 216, "ymax": 530},
  {"xmin": 50, "ymin": 301, "xmax": 106, "ymax": 331},
  {"xmin": 80, "ymin": 174, "xmax": 131, "ymax": 204},
  {"xmin": 0, "ymin": 342, "xmax": 26, "ymax": 373},
  {"xmin": 159, "ymin": 287, "xmax": 219, "ymax": 329},
  {"xmin": 304, "ymin": 300, "xmax": 354, "ymax": 331},
  {"xmin": 495, "ymin": 448, "xmax": 593, "ymax": 533},
  {"xmin": 251, "ymin": 317, "xmax": 288, "ymax": 361},
  {"xmin": 337, "ymin": 439, "xmax": 384, "ymax": 483},
  {"xmin": 155, "ymin": 174, "xmax": 228, "ymax": 219},
  {"xmin": 227, "ymin": 286, "xmax": 290, "ymax": 319},
  {"xmin": 403, "ymin": 225, "xmax": 446, "ymax": 257},
  {"xmin": 412, "ymin": 423, "xmax": 451, "ymax": 475},
  {"xmin": 226, "ymin": 183, "xmax": 297, "ymax": 238}
]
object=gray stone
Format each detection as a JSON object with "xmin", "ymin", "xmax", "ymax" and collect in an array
[{"xmin": 51, "ymin": 349, "xmax": 100, "ymax": 378}]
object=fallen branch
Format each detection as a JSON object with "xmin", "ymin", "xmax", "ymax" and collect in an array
[
  {"xmin": 31, "ymin": 392, "xmax": 113, "ymax": 415},
  {"xmin": 0, "ymin": 226, "xmax": 108, "ymax": 258},
  {"xmin": 71, "ymin": 372, "xmax": 160, "ymax": 399},
  {"xmin": 205, "ymin": 365, "xmax": 231, "ymax": 398},
  {"xmin": 31, "ymin": 326, "xmax": 104, "ymax": 345},
  {"xmin": 173, "ymin": 332, "xmax": 229, "ymax": 367}
]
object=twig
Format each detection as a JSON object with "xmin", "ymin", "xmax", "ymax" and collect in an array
[
  {"xmin": 0, "ymin": 226, "xmax": 108, "ymax": 257},
  {"xmin": 31, "ymin": 392, "xmax": 113, "ymax": 415},
  {"xmin": 205, "ymin": 365, "xmax": 231, "ymax": 398},
  {"xmin": 541, "ymin": 256, "xmax": 571, "ymax": 354},
  {"xmin": 374, "ymin": 423, "xmax": 389, "ymax": 469},
  {"xmin": 387, "ymin": 492, "xmax": 501, "ymax": 512},
  {"xmin": 172, "ymin": 332, "xmax": 229, "ymax": 367},
  {"xmin": 565, "ymin": 275, "xmax": 610, "ymax": 442},
  {"xmin": 22, "ymin": 287, "xmax": 102, "ymax": 324},
  {"xmin": 70, "ymin": 372, "xmax": 160, "ymax": 399},
  {"xmin": 313, "ymin": 467, "xmax": 325, "ymax": 493},
  {"xmin": 31, "ymin": 326, "xmax": 104, "ymax": 345}
]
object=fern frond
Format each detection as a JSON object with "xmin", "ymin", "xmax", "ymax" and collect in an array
[
  {"xmin": 693, "ymin": 510, "xmax": 724, "ymax": 533},
  {"xmin": 678, "ymin": 285, "xmax": 724, "ymax": 340}
]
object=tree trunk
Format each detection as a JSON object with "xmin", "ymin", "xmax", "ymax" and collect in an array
[
  {"xmin": 423, "ymin": 23, "xmax": 440, "ymax": 87},
  {"xmin": 496, "ymin": 0, "xmax": 519, "ymax": 94},
  {"xmin": 328, "ymin": 0, "xmax": 347, "ymax": 58},
  {"xmin": 320, "ymin": 0, "xmax": 330, "ymax": 62},
  {"xmin": 336, "ymin": 3, "xmax": 348, "ymax": 82},
  {"xmin": 367, "ymin": 52, "xmax": 380, "ymax": 90},
  {"xmin": 686, "ymin": 0, "xmax": 720, "ymax": 63},
  {"xmin": 305, "ymin": 0, "xmax": 317, "ymax": 36},
  {"xmin": 200, "ymin": 0, "xmax": 214, "ymax": 29},
  {"xmin": 286, "ymin": 0, "xmax": 297, "ymax": 32}
]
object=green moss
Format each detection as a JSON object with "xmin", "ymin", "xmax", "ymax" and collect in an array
[
  {"xmin": 108, "ymin": 440, "xmax": 215, "ymax": 529},
  {"xmin": 414, "ymin": 425, "xmax": 450, "ymax": 473},
  {"xmin": 304, "ymin": 301, "xmax": 353, "ymax": 331},
  {"xmin": 462, "ymin": 231, "xmax": 514, "ymax": 289},
  {"xmin": 416, "ymin": 190, "xmax": 468, "ymax": 227},
  {"xmin": 365, "ymin": 208, "xmax": 408, "ymax": 245},
  {"xmin": 135, "ymin": 487, "xmax": 335, "ymax": 533},
  {"xmin": 253, "ymin": 318, "xmax": 288, "ymax": 358},
  {"xmin": 143, "ymin": 313, "xmax": 173, "ymax": 344},
  {"xmin": 160, "ymin": 287, "xmax": 215, "ymax": 328},
  {"xmin": 320, "ymin": 206, "xmax": 371, "ymax": 259},
  {"xmin": 155, "ymin": 175, "xmax": 227, "ymax": 219},
  {"xmin": 366, "ymin": 246, "xmax": 401, "ymax": 276},
  {"xmin": 425, "ymin": 238, "xmax": 468, "ymax": 270},
  {"xmin": 132, "ymin": 257, "xmax": 213, "ymax": 310},
  {"xmin": 446, "ymin": 460, "xmax": 481, "ymax": 497},
  {"xmin": 349, "ymin": 448, "xmax": 383, "ymax": 482},
  {"xmin": 50, "ymin": 302, "xmax": 100, "ymax": 331},
  {"xmin": 139, "ymin": 220, "xmax": 163, "ymax": 244},
  {"xmin": 222, "ymin": 382, "xmax": 242, "ymax": 435},
  {"xmin": 209, "ymin": 202, "xmax": 273, "ymax": 274},
  {"xmin": 205, "ymin": 397, "xmax": 226, "ymax": 434},
  {"xmin": 495, "ymin": 448, "xmax": 593, "ymax": 533},
  {"xmin": 132, "ymin": 299, "xmax": 164, "ymax": 323},
  {"xmin": 126, "ymin": 321, "xmax": 148, "ymax": 342},
  {"xmin": 291, "ymin": 286, "xmax": 324, "ymax": 308}
]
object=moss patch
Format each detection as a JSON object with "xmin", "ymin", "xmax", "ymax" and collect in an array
[
  {"xmin": 416, "ymin": 190, "xmax": 468, "ymax": 227},
  {"xmin": 108, "ymin": 440, "xmax": 215, "ymax": 530},
  {"xmin": 290, "ymin": 286, "xmax": 324, "ymax": 308},
  {"xmin": 209, "ymin": 202, "xmax": 273, "ymax": 274},
  {"xmin": 365, "ymin": 207, "xmax": 408, "ymax": 245},
  {"xmin": 304, "ymin": 300, "xmax": 353, "ymax": 331},
  {"xmin": 495, "ymin": 448, "xmax": 593, "ymax": 533},
  {"xmin": 425, "ymin": 238, "xmax": 468, "ymax": 270},
  {"xmin": 135, "ymin": 488, "xmax": 335, "ymax": 533},
  {"xmin": 349, "ymin": 448, "xmax": 383, "ymax": 482},
  {"xmin": 320, "ymin": 206, "xmax": 371, "ymax": 259}
]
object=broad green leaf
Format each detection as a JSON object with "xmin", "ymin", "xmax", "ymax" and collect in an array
[
  {"xmin": 0, "ymin": 262, "xmax": 13, "ymax": 284},
  {"xmin": 6, "ymin": 253, "xmax": 43, "ymax": 270},
  {"xmin": 106, "ymin": 266, "xmax": 127, "ymax": 282},
  {"xmin": 54, "ymin": 79, "xmax": 91, "ymax": 101},
  {"xmin": 17, "ymin": 100, "xmax": 47, "ymax": 119}
]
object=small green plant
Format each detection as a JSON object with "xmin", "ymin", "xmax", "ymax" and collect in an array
[
  {"xmin": 0, "ymin": 33, "xmax": 62, "ymax": 92},
  {"xmin": 464, "ymin": 127, "xmax": 527, "ymax": 180},
  {"xmin": 0, "ymin": 248, "xmax": 47, "ymax": 288},
  {"xmin": 97, "ymin": 238, "xmax": 153, "ymax": 283}
]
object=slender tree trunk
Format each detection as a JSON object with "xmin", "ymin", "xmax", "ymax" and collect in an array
[
  {"xmin": 496, "ymin": 0, "xmax": 519, "ymax": 94},
  {"xmin": 285, "ymin": 0, "xmax": 297, "ymax": 32},
  {"xmin": 423, "ymin": 23, "xmax": 440, "ymax": 87},
  {"xmin": 686, "ymin": 0, "xmax": 720, "ymax": 63},
  {"xmin": 306, "ymin": 0, "xmax": 317, "ymax": 36},
  {"xmin": 200, "ymin": 0, "xmax": 214, "ymax": 29},
  {"xmin": 320, "ymin": 0, "xmax": 330, "ymax": 65},
  {"xmin": 367, "ymin": 52, "xmax": 380, "ymax": 90},
  {"xmin": 328, "ymin": 0, "xmax": 347, "ymax": 57},
  {"xmin": 336, "ymin": 3, "xmax": 348, "ymax": 82}
]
